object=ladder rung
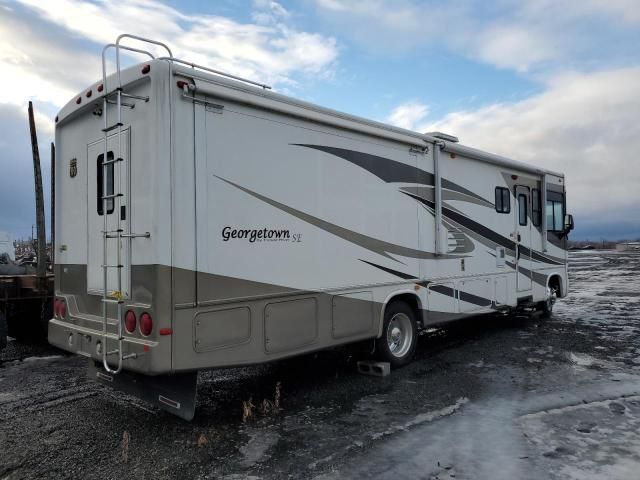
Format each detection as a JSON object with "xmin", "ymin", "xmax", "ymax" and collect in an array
[
  {"xmin": 104, "ymin": 87, "xmax": 123, "ymax": 96},
  {"xmin": 101, "ymin": 298, "xmax": 124, "ymax": 304},
  {"xmin": 122, "ymin": 353, "xmax": 137, "ymax": 360},
  {"xmin": 102, "ymin": 264, "xmax": 124, "ymax": 268},
  {"xmin": 103, "ymin": 229, "xmax": 123, "ymax": 233},
  {"xmin": 102, "ymin": 193, "xmax": 123, "ymax": 200},
  {"xmin": 102, "ymin": 122, "xmax": 123, "ymax": 133},
  {"xmin": 106, "ymin": 99, "xmax": 135, "ymax": 108},
  {"xmin": 120, "ymin": 92, "xmax": 149, "ymax": 102},
  {"xmin": 120, "ymin": 232, "xmax": 151, "ymax": 239},
  {"xmin": 106, "ymin": 349, "xmax": 120, "ymax": 356}
]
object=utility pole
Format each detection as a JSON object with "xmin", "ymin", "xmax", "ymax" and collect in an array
[
  {"xmin": 28, "ymin": 101, "xmax": 46, "ymax": 279},
  {"xmin": 51, "ymin": 142, "xmax": 55, "ymax": 268}
]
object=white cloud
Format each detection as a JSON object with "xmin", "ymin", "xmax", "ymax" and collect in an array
[
  {"xmin": 252, "ymin": 0, "xmax": 290, "ymax": 25},
  {"xmin": 418, "ymin": 67, "xmax": 640, "ymax": 228},
  {"xmin": 473, "ymin": 24, "xmax": 556, "ymax": 73},
  {"xmin": 0, "ymin": 12, "xmax": 100, "ymax": 108},
  {"xmin": 386, "ymin": 101, "xmax": 429, "ymax": 130},
  {"xmin": 313, "ymin": 0, "xmax": 640, "ymax": 74},
  {"xmin": 14, "ymin": 0, "xmax": 338, "ymax": 91}
]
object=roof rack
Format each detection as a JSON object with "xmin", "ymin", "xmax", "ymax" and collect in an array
[{"xmin": 103, "ymin": 34, "xmax": 271, "ymax": 92}]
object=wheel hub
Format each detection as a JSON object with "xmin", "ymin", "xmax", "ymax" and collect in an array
[{"xmin": 386, "ymin": 313, "xmax": 413, "ymax": 358}]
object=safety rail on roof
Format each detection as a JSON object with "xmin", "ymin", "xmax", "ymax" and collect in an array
[{"xmin": 101, "ymin": 34, "xmax": 270, "ymax": 93}]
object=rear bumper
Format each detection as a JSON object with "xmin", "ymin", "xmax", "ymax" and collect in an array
[{"xmin": 48, "ymin": 317, "xmax": 166, "ymax": 374}]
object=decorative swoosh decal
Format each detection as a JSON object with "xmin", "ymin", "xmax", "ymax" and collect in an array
[
  {"xmin": 293, "ymin": 143, "xmax": 565, "ymax": 266},
  {"xmin": 293, "ymin": 144, "xmax": 493, "ymax": 208},
  {"xmin": 215, "ymin": 176, "xmax": 464, "ymax": 262}
]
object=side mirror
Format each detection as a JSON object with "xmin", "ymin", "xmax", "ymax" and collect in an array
[
  {"xmin": 564, "ymin": 214, "xmax": 574, "ymax": 231},
  {"xmin": 559, "ymin": 214, "xmax": 574, "ymax": 238}
]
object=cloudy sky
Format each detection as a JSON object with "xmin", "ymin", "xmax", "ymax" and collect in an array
[{"xmin": 1, "ymin": 0, "xmax": 639, "ymax": 241}]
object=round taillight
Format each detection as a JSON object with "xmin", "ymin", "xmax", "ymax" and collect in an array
[
  {"xmin": 58, "ymin": 299, "xmax": 66, "ymax": 319},
  {"xmin": 53, "ymin": 299, "xmax": 60, "ymax": 318},
  {"xmin": 139, "ymin": 312, "xmax": 153, "ymax": 336},
  {"xmin": 125, "ymin": 310, "xmax": 136, "ymax": 333}
]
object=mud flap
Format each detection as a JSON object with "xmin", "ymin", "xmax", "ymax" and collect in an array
[{"xmin": 88, "ymin": 361, "xmax": 198, "ymax": 421}]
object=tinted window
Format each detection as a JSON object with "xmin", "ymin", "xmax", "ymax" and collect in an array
[
  {"xmin": 518, "ymin": 194, "xmax": 527, "ymax": 226},
  {"xmin": 546, "ymin": 191, "xmax": 565, "ymax": 231},
  {"xmin": 495, "ymin": 187, "xmax": 510, "ymax": 213},
  {"xmin": 97, "ymin": 151, "xmax": 115, "ymax": 215},
  {"xmin": 532, "ymin": 189, "xmax": 541, "ymax": 226}
]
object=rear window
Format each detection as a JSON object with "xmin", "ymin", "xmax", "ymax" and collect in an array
[{"xmin": 97, "ymin": 151, "xmax": 115, "ymax": 215}]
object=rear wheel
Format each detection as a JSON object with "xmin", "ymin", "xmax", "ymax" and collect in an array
[{"xmin": 375, "ymin": 301, "xmax": 418, "ymax": 368}]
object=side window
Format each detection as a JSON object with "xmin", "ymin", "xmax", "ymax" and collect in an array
[
  {"xmin": 518, "ymin": 194, "xmax": 527, "ymax": 226},
  {"xmin": 495, "ymin": 187, "xmax": 510, "ymax": 213},
  {"xmin": 545, "ymin": 191, "xmax": 565, "ymax": 231},
  {"xmin": 531, "ymin": 189, "xmax": 541, "ymax": 226},
  {"xmin": 97, "ymin": 152, "xmax": 115, "ymax": 215}
]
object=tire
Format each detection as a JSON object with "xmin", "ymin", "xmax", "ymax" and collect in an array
[
  {"xmin": 538, "ymin": 287, "xmax": 556, "ymax": 318},
  {"xmin": 375, "ymin": 301, "xmax": 418, "ymax": 368}
]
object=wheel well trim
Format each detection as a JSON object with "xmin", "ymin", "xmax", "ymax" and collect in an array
[{"xmin": 377, "ymin": 290, "xmax": 423, "ymax": 338}]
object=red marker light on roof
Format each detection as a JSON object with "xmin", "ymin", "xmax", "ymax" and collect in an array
[
  {"xmin": 97, "ymin": 84, "xmax": 104, "ymax": 92},
  {"xmin": 86, "ymin": 90, "xmax": 92, "ymax": 98},
  {"xmin": 76, "ymin": 97, "xmax": 82, "ymax": 105},
  {"xmin": 141, "ymin": 64, "xmax": 151, "ymax": 74},
  {"xmin": 55, "ymin": 116, "xmax": 58, "ymax": 123},
  {"xmin": 176, "ymin": 80, "xmax": 189, "ymax": 89}
]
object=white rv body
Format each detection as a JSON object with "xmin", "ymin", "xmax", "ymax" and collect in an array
[{"xmin": 49, "ymin": 38, "xmax": 570, "ymax": 418}]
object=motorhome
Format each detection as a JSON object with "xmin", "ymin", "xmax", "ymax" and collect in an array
[{"xmin": 49, "ymin": 35, "xmax": 573, "ymax": 420}]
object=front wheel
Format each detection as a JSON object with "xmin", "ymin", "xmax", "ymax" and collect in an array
[
  {"xmin": 375, "ymin": 302, "xmax": 418, "ymax": 368},
  {"xmin": 539, "ymin": 287, "xmax": 557, "ymax": 318}
]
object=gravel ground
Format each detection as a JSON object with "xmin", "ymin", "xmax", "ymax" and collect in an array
[{"xmin": 1, "ymin": 250, "xmax": 639, "ymax": 479}]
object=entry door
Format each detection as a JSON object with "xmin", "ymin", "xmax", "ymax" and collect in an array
[
  {"xmin": 87, "ymin": 131, "xmax": 130, "ymax": 297},
  {"xmin": 515, "ymin": 185, "xmax": 532, "ymax": 292}
]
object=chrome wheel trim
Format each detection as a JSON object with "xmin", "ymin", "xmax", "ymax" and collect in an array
[{"xmin": 386, "ymin": 312, "xmax": 413, "ymax": 358}]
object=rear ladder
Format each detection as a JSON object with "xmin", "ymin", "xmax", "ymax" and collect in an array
[{"xmin": 99, "ymin": 35, "xmax": 171, "ymax": 374}]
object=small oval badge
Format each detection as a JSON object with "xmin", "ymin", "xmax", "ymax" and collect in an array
[{"xmin": 69, "ymin": 158, "xmax": 77, "ymax": 178}]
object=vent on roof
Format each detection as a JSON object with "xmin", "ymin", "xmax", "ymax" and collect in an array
[{"xmin": 426, "ymin": 131, "xmax": 459, "ymax": 143}]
